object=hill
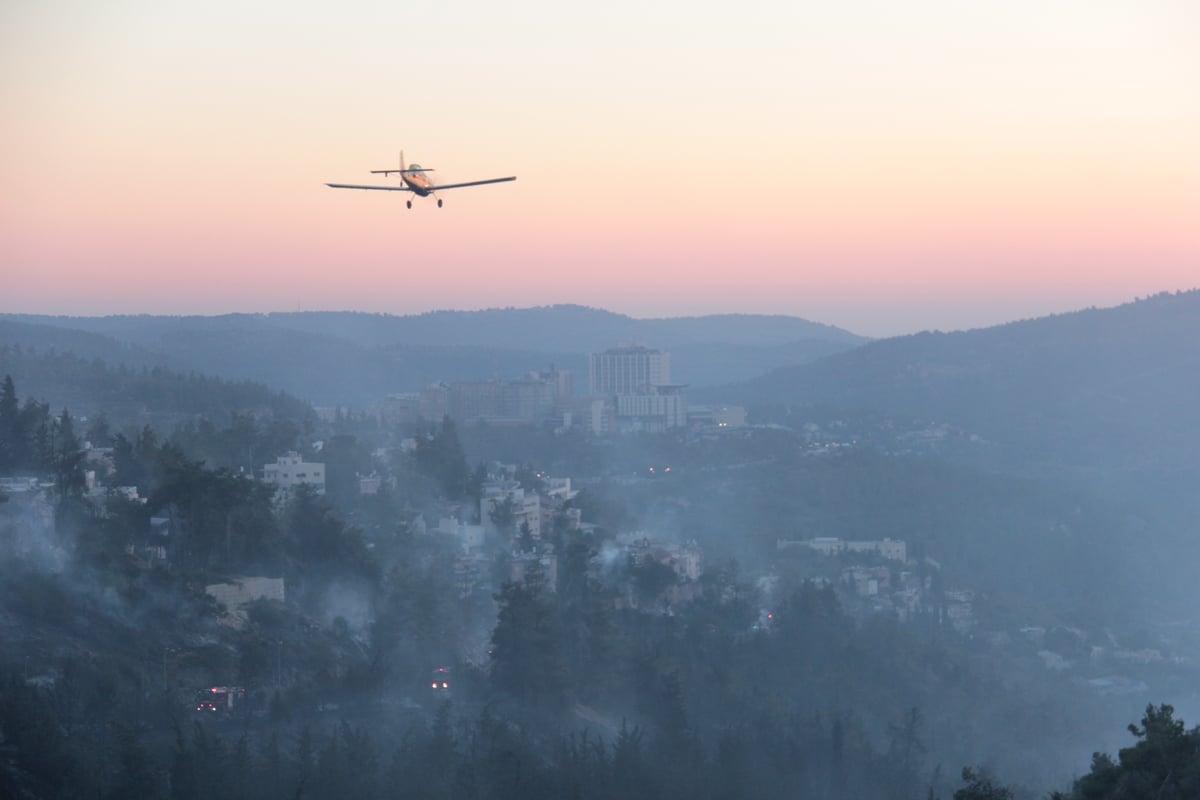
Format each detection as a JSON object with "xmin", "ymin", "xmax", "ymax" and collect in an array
[
  {"xmin": 1, "ymin": 306, "xmax": 867, "ymax": 405},
  {"xmin": 0, "ymin": 319, "xmax": 168, "ymax": 370},
  {"xmin": 709, "ymin": 291, "xmax": 1200, "ymax": 473},
  {"xmin": 0, "ymin": 344, "xmax": 313, "ymax": 429},
  {"xmin": 3, "ymin": 305, "xmax": 865, "ymax": 352}
]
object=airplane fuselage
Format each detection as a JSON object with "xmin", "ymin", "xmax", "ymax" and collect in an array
[{"xmin": 403, "ymin": 165, "xmax": 435, "ymax": 196}]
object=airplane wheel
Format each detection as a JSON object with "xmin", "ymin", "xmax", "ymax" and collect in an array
[
  {"xmin": 437, "ymin": 199, "xmax": 443, "ymax": 208},
  {"xmin": 406, "ymin": 200, "xmax": 412, "ymax": 209}
]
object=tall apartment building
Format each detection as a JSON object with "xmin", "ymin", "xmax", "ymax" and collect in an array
[
  {"xmin": 589, "ymin": 345, "xmax": 670, "ymax": 395},
  {"xmin": 587, "ymin": 344, "xmax": 686, "ymax": 431}
]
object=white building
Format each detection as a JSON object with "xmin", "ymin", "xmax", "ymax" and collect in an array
[
  {"xmin": 544, "ymin": 476, "xmax": 577, "ymax": 501},
  {"xmin": 480, "ymin": 482, "xmax": 541, "ymax": 540},
  {"xmin": 804, "ymin": 537, "xmax": 844, "ymax": 556},
  {"xmin": 616, "ymin": 388, "xmax": 688, "ymax": 430},
  {"xmin": 589, "ymin": 345, "xmax": 671, "ymax": 395},
  {"xmin": 587, "ymin": 344, "xmax": 687, "ymax": 430},
  {"xmin": 844, "ymin": 538, "xmax": 908, "ymax": 562},
  {"xmin": 262, "ymin": 452, "xmax": 325, "ymax": 496}
]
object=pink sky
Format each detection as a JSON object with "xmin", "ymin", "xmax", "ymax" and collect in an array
[{"xmin": 2, "ymin": 1, "xmax": 1197, "ymax": 337}]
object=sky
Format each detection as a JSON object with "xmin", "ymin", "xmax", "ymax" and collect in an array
[{"xmin": 2, "ymin": 0, "xmax": 1197, "ymax": 337}]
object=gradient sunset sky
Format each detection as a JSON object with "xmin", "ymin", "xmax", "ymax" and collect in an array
[{"xmin": 2, "ymin": 1, "xmax": 1197, "ymax": 336}]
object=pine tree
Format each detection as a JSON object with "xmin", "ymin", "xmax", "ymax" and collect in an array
[
  {"xmin": 53, "ymin": 408, "xmax": 86, "ymax": 500},
  {"xmin": 490, "ymin": 579, "xmax": 568, "ymax": 714},
  {"xmin": 0, "ymin": 374, "xmax": 19, "ymax": 470}
]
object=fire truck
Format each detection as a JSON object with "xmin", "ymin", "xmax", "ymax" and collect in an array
[{"xmin": 195, "ymin": 686, "xmax": 246, "ymax": 713}]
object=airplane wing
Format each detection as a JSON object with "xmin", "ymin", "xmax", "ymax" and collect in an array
[
  {"xmin": 431, "ymin": 176, "xmax": 517, "ymax": 191},
  {"xmin": 325, "ymin": 183, "xmax": 413, "ymax": 191}
]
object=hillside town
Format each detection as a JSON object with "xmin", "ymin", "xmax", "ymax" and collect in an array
[{"xmin": 2, "ymin": 343, "xmax": 1183, "ymax": 715}]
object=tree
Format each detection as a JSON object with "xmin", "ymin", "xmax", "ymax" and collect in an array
[
  {"xmin": 516, "ymin": 520, "xmax": 535, "ymax": 554},
  {"xmin": 147, "ymin": 445, "xmax": 280, "ymax": 572},
  {"xmin": 490, "ymin": 579, "xmax": 568, "ymax": 713},
  {"xmin": 467, "ymin": 462, "xmax": 488, "ymax": 504},
  {"xmin": 1059, "ymin": 704, "xmax": 1200, "ymax": 800},
  {"xmin": 555, "ymin": 534, "xmax": 616, "ymax": 700},
  {"xmin": 282, "ymin": 486, "xmax": 377, "ymax": 608},
  {"xmin": 151, "ymin": 449, "xmax": 229, "ymax": 570},
  {"xmin": 55, "ymin": 408, "xmax": 78, "ymax": 456},
  {"xmin": 0, "ymin": 374, "xmax": 19, "ymax": 470},
  {"xmin": 627, "ymin": 555, "xmax": 677, "ymax": 609},
  {"xmin": 168, "ymin": 722, "xmax": 199, "ymax": 800},
  {"xmin": 107, "ymin": 726, "xmax": 161, "ymax": 800},
  {"xmin": 394, "ymin": 703, "xmax": 458, "ymax": 800},
  {"xmin": 223, "ymin": 412, "xmax": 259, "ymax": 472},
  {"xmin": 320, "ymin": 433, "xmax": 373, "ymax": 508},
  {"xmin": 415, "ymin": 416, "xmax": 469, "ymax": 499},
  {"xmin": 292, "ymin": 726, "xmax": 316, "ymax": 798},
  {"xmin": 24, "ymin": 399, "xmax": 54, "ymax": 472},
  {"xmin": 489, "ymin": 496, "xmax": 517, "ymax": 535},
  {"xmin": 338, "ymin": 722, "xmax": 380, "ymax": 800},
  {"xmin": 954, "ymin": 767, "xmax": 1014, "ymax": 800},
  {"xmin": 610, "ymin": 721, "xmax": 654, "ymax": 800},
  {"xmin": 887, "ymin": 708, "xmax": 928, "ymax": 800},
  {"xmin": 369, "ymin": 535, "xmax": 462, "ymax": 683},
  {"xmin": 52, "ymin": 409, "xmax": 86, "ymax": 501},
  {"xmin": 84, "ymin": 412, "xmax": 113, "ymax": 448},
  {"xmin": 776, "ymin": 580, "xmax": 847, "ymax": 654},
  {"xmin": 641, "ymin": 668, "xmax": 691, "ymax": 757},
  {"xmin": 113, "ymin": 425, "xmax": 161, "ymax": 488}
]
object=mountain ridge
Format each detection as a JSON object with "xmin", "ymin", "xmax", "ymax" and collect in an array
[
  {"xmin": 703, "ymin": 290, "xmax": 1200, "ymax": 475},
  {"xmin": 2, "ymin": 304, "xmax": 867, "ymax": 351},
  {"xmin": 0, "ymin": 306, "xmax": 868, "ymax": 404}
]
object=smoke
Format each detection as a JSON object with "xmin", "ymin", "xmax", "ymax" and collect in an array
[
  {"xmin": 597, "ymin": 541, "xmax": 623, "ymax": 572},
  {"xmin": 316, "ymin": 579, "xmax": 375, "ymax": 637},
  {"xmin": 0, "ymin": 490, "xmax": 69, "ymax": 574}
]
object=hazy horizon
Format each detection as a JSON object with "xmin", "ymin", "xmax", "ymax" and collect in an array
[{"xmin": 6, "ymin": 286, "xmax": 1197, "ymax": 340}]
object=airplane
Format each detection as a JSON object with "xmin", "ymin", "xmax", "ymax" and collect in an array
[{"xmin": 326, "ymin": 151, "xmax": 516, "ymax": 208}]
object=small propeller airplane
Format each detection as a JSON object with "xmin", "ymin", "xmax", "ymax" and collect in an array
[{"xmin": 326, "ymin": 151, "xmax": 516, "ymax": 208}]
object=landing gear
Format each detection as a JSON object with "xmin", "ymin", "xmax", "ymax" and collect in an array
[
  {"xmin": 406, "ymin": 200, "xmax": 412, "ymax": 209},
  {"xmin": 437, "ymin": 198, "xmax": 443, "ymax": 208}
]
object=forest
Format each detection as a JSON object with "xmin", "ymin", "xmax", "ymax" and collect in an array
[{"xmin": 3, "ymin": 369, "xmax": 1198, "ymax": 798}]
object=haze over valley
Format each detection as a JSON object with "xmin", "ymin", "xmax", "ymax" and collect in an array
[{"xmin": 2, "ymin": 292, "xmax": 1199, "ymax": 798}]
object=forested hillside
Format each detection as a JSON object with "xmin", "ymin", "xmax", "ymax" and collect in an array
[
  {"xmin": 0, "ymin": 346, "xmax": 313, "ymax": 428},
  {"xmin": 715, "ymin": 291, "xmax": 1200, "ymax": 472}
]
